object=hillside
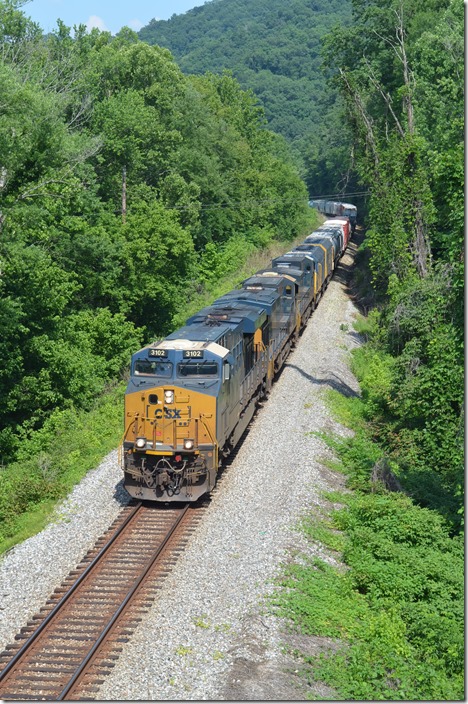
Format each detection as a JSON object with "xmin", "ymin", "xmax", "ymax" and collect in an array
[{"xmin": 139, "ymin": 0, "xmax": 353, "ymax": 191}]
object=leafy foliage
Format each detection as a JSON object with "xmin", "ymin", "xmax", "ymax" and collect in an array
[
  {"xmin": 320, "ymin": 0, "xmax": 464, "ymax": 527},
  {"xmin": 138, "ymin": 0, "xmax": 354, "ymax": 187},
  {"xmin": 0, "ymin": 383, "xmax": 126, "ymax": 551},
  {"xmin": 274, "ymin": 463, "xmax": 464, "ymax": 699},
  {"xmin": 0, "ymin": 3, "xmax": 310, "ymax": 465},
  {"xmin": 270, "ymin": 1, "xmax": 464, "ymax": 698}
]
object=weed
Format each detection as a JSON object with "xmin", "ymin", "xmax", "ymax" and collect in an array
[
  {"xmin": 272, "ymin": 321, "xmax": 464, "ymax": 701},
  {"xmin": 214, "ymin": 623, "xmax": 231, "ymax": 633}
]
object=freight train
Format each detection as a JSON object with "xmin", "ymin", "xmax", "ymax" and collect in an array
[
  {"xmin": 121, "ymin": 204, "xmax": 354, "ymax": 502},
  {"xmin": 309, "ymin": 199, "xmax": 357, "ymax": 233}
]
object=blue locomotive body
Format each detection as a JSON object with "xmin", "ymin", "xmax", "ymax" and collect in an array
[{"xmin": 122, "ymin": 203, "xmax": 356, "ymax": 501}]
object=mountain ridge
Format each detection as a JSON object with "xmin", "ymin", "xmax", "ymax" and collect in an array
[{"xmin": 138, "ymin": 0, "xmax": 352, "ymax": 153}]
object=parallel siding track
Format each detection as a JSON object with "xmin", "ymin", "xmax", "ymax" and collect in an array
[{"xmin": 0, "ymin": 501, "xmax": 205, "ymax": 700}]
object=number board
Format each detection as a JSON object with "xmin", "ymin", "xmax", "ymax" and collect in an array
[
  {"xmin": 183, "ymin": 350, "xmax": 204, "ymax": 358},
  {"xmin": 149, "ymin": 349, "xmax": 168, "ymax": 357}
]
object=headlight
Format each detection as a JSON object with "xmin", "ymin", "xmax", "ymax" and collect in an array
[
  {"xmin": 164, "ymin": 390, "xmax": 174, "ymax": 404},
  {"xmin": 184, "ymin": 439, "xmax": 194, "ymax": 450},
  {"xmin": 135, "ymin": 437, "xmax": 146, "ymax": 449}
]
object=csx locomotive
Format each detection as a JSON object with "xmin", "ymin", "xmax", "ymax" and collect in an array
[{"xmin": 121, "ymin": 204, "xmax": 354, "ymax": 501}]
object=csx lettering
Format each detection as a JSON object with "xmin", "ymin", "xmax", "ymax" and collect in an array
[{"xmin": 154, "ymin": 408, "xmax": 182, "ymax": 419}]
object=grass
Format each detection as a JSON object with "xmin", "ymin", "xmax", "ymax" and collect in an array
[
  {"xmin": 0, "ymin": 383, "xmax": 125, "ymax": 554},
  {"xmin": 0, "ymin": 497, "xmax": 62, "ymax": 555}
]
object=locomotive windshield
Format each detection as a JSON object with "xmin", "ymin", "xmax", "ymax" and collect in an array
[
  {"xmin": 177, "ymin": 361, "xmax": 219, "ymax": 377},
  {"xmin": 134, "ymin": 360, "xmax": 173, "ymax": 377}
]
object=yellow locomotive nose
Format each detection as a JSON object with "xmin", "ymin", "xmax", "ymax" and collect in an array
[{"xmin": 122, "ymin": 385, "xmax": 218, "ymax": 501}]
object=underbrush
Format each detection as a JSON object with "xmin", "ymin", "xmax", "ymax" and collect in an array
[
  {"xmin": 0, "ymin": 383, "xmax": 125, "ymax": 554},
  {"xmin": 273, "ymin": 338, "xmax": 464, "ymax": 700}
]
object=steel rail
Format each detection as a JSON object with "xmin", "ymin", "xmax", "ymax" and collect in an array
[
  {"xmin": 0, "ymin": 501, "xmax": 142, "ymax": 684},
  {"xmin": 57, "ymin": 503, "xmax": 190, "ymax": 700}
]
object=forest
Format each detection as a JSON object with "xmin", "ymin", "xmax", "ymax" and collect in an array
[
  {"xmin": 281, "ymin": 0, "xmax": 462, "ymax": 697},
  {"xmin": 321, "ymin": 0, "xmax": 464, "ymax": 529},
  {"xmin": 0, "ymin": 0, "xmax": 464, "ymax": 697},
  {"xmin": 139, "ymin": 0, "xmax": 354, "ymax": 197},
  {"xmin": 140, "ymin": 0, "xmax": 464, "ymax": 526},
  {"xmin": 0, "ymin": 0, "xmax": 315, "ymax": 548},
  {"xmin": 0, "ymin": 1, "xmax": 311, "ymax": 467}
]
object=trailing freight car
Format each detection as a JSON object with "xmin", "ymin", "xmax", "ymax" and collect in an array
[{"xmin": 309, "ymin": 199, "xmax": 357, "ymax": 232}]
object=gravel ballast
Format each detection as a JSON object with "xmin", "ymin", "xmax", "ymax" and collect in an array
[{"xmin": 0, "ymin": 242, "xmax": 362, "ymax": 700}]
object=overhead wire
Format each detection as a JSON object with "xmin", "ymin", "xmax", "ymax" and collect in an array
[{"xmin": 163, "ymin": 190, "xmax": 370, "ymax": 211}]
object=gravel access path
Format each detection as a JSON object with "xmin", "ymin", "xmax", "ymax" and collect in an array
[{"xmin": 0, "ymin": 239, "xmax": 362, "ymax": 701}]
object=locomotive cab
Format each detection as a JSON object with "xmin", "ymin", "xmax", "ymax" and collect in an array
[
  {"xmin": 252, "ymin": 267, "xmax": 310, "ymax": 329},
  {"xmin": 122, "ymin": 303, "xmax": 272, "ymax": 502},
  {"xmin": 123, "ymin": 334, "xmax": 233, "ymax": 502}
]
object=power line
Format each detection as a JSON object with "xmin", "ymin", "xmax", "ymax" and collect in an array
[
  {"xmin": 308, "ymin": 190, "xmax": 370, "ymax": 200},
  {"xmin": 163, "ymin": 191, "xmax": 370, "ymax": 212}
]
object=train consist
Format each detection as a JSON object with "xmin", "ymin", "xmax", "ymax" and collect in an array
[
  {"xmin": 121, "ymin": 203, "xmax": 355, "ymax": 502},
  {"xmin": 309, "ymin": 199, "xmax": 357, "ymax": 233}
]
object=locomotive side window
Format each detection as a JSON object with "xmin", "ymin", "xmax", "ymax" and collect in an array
[
  {"xmin": 261, "ymin": 320, "xmax": 270, "ymax": 347},
  {"xmin": 283, "ymin": 285, "xmax": 293, "ymax": 313},
  {"xmin": 177, "ymin": 361, "xmax": 219, "ymax": 377},
  {"xmin": 134, "ymin": 360, "xmax": 173, "ymax": 377}
]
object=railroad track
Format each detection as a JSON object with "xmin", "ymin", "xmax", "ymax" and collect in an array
[{"xmin": 0, "ymin": 500, "xmax": 205, "ymax": 700}]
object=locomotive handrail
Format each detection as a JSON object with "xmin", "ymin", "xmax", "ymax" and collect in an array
[
  {"xmin": 199, "ymin": 416, "xmax": 216, "ymax": 447},
  {"xmin": 119, "ymin": 417, "xmax": 139, "ymax": 468}
]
